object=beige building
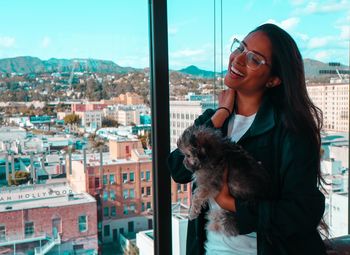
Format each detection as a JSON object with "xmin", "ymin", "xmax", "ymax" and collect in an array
[
  {"xmin": 75, "ymin": 110, "xmax": 103, "ymax": 129},
  {"xmin": 107, "ymin": 93, "xmax": 144, "ymax": 105},
  {"xmin": 170, "ymin": 101, "xmax": 202, "ymax": 150},
  {"xmin": 307, "ymin": 82, "xmax": 349, "ymax": 132}
]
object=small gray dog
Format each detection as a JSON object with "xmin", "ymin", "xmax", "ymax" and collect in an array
[{"xmin": 177, "ymin": 125, "xmax": 270, "ymax": 236}]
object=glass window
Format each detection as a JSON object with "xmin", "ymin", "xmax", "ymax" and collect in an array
[
  {"xmin": 146, "ymin": 202, "xmax": 151, "ymax": 209},
  {"xmin": 123, "ymin": 205, "xmax": 128, "ymax": 215},
  {"xmin": 103, "ymin": 207, "xmax": 109, "ymax": 217},
  {"xmin": 141, "ymin": 203, "xmax": 145, "ymax": 212},
  {"xmin": 0, "ymin": 226, "xmax": 5, "ymax": 241},
  {"xmin": 110, "ymin": 190, "xmax": 116, "ymax": 201},
  {"xmin": 122, "ymin": 173, "xmax": 128, "ymax": 183},
  {"xmin": 103, "ymin": 175, "xmax": 107, "ymax": 185},
  {"xmin": 146, "ymin": 186, "xmax": 151, "ymax": 196},
  {"xmin": 123, "ymin": 189, "xmax": 128, "ymax": 199},
  {"xmin": 24, "ymin": 222, "xmax": 34, "ymax": 237},
  {"xmin": 111, "ymin": 206, "xmax": 116, "ymax": 216},
  {"xmin": 130, "ymin": 203, "xmax": 136, "ymax": 213},
  {"xmin": 145, "ymin": 171, "xmax": 150, "ymax": 181},
  {"xmin": 103, "ymin": 191, "xmax": 108, "ymax": 201},
  {"xmin": 130, "ymin": 172, "xmax": 135, "ymax": 182},
  {"xmin": 130, "ymin": 189, "xmax": 135, "ymax": 198},
  {"xmin": 78, "ymin": 216, "xmax": 87, "ymax": 232},
  {"xmin": 104, "ymin": 225, "xmax": 110, "ymax": 237},
  {"xmin": 110, "ymin": 174, "xmax": 115, "ymax": 184},
  {"xmin": 141, "ymin": 171, "xmax": 144, "ymax": 180}
]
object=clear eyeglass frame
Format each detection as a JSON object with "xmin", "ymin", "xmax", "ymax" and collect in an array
[{"xmin": 230, "ymin": 38, "xmax": 270, "ymax": 70}]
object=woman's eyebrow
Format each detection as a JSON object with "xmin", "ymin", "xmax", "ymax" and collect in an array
[{"xmin": 242, "ymin": 40, "xmax": 268, "ymax": 60}]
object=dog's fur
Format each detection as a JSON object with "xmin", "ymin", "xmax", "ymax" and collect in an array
[{"xmin": 177, "ymin": 125, "xmax": 270, "ymax": 236}]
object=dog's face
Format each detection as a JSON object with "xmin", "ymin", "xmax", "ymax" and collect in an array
[
  {"xmin": 177, "ymin": 125, "xmax": 223, "ymax": 172},
  {"xmin": 178, "ymin": 146, "xmax": 201, "ymax": 172}
]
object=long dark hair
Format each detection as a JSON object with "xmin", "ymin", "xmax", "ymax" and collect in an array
[
  {"xmin": 252, "ymin": 23, "xmax": 324, "ymax": 184},
  {"xmin": 252, "ymin": 23, "xmax": 329, "ymax": 235}
]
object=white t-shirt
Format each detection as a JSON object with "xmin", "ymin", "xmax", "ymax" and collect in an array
[{"xmin": 205, "ymin": 113, "xmax": 257, "ymax": 255}]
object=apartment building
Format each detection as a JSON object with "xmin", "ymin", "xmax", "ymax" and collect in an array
[
  {"xmin": 0, "ymin": 182, "xmax": 98, "ymax": 255},
  {"xmin": 66, "ymin": 138, "xmax": 191, "ymax": 243},
  {"xmin": 307, "ymin": 82, "xmax": 349, "ymax": 132}
]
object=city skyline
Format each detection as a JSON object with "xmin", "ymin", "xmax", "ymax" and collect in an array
[{"xmin": 0, "ymin": 0, "xmax": 349, "ymax": 71}]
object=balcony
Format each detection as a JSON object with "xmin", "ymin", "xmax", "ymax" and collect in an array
[{"xmin": 0, "ymin": 232, "xmax": 47, "ymax": 247}]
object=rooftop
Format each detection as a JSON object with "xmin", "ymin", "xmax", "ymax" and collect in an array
[{"xmin": 0, "ymin": 181, "xmax": 95, "ymax": 212}]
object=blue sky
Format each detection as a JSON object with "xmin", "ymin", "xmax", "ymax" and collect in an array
[{"xmin": 0, "ymin": 0, "xmax": 349, "ymax": 71}]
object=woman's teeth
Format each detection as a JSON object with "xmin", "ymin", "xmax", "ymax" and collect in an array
[{"xmin": 230, "ymin": 65, "xmax": 244, "ymax": 77}]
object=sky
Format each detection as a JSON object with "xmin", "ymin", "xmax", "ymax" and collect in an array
[{"xmin": 0, "ymin": 0, "xmax": 349, "ymax": 71}]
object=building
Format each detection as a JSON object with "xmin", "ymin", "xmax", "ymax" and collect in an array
[
  {"xmin": 0, "ymin": 182, "xmax": 98, "ymax": 254},
  {"xmin": 66, "ymin": 137, "xmax": 191, "ymax": 243},
  {"xmin": 136, "ymin": 203, "xmax": 189, "ymax": 255},
  {"xmin": 307, "ymin": 82, "xmax": 349, "ymax": 132},
  {"xmin": 75, "ymin": 111, "xmax": 103, "ymax": 129},
  {"xmin": 71, "ymin": 102, "xmax": 108, "ymax": 112},
  {"xmin": 169, "ymin": 97, "xmax": 217, "ymax": 150}
]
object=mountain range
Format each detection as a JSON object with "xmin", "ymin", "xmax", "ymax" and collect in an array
[{"xmin": 0, "ymin": 56, "xmax": 348, "ymax": 80}]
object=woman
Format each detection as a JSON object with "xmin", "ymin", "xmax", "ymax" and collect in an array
[{"xmin": 168, "ymin": 23, "xmax": 327, "ymax": 255}]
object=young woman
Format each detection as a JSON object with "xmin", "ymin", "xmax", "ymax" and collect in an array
[{"xmin": 168, "ymin": 23, "xmax": 327, "ymax": 255}]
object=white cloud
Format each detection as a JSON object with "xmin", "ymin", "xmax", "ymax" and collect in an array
[
  {"xmin": 168, "ymin": 26, "xmax": 178, "ymax": 36},
  {"xmin": 264, "ymin": 17, "xmax": 300, "ymax": 30},
  {"xmin": 339, "ymin": 25, "xmax": 350, "ymax": 39},
  {"xmin": 170, "ymin": 49, "xmax": 206, "ymax": 58},
  {"xmin": 41, "ymin": 36, "xmax": 51, "ymax": 48},
  {"xmin": 314, "ymin": 50, "xmax": 330, "ymax": 61},
  {"xmin": 297, "ymin": 32, "xmax": 309, "ymax": 41},
  {"xmin": 0, "ymin": 36, "xmax": 15, "ymax": 48},
  {"xmin": 307, "ymin": 36, "xmax": 333, "ymax": 49},
  {"xmin": 295, "ymin": 0, "xmax": 350, "ymax": 15}
]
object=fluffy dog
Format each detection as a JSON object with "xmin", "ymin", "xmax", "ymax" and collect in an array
[{"xmin": 177, "ymin": 125, "xmax": 270, "ymax": 236}]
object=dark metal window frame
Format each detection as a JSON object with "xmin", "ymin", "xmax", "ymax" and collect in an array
[{"xmin": 148, "ymin": 0, "xmax": 172, "ymax": 254}]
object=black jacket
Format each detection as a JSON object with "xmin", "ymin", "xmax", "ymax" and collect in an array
[{"xmin": 168, "ymin": 96, "xmax": 327, "ymax": 255}]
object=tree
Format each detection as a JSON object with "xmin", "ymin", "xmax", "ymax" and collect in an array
[
  {"xmin": 102, "ymin": 117, "xmax": 119, "ymax": 128},
  {"xmin": 64, "ymin": 113, "xmax": 81, "ymax": 125}
]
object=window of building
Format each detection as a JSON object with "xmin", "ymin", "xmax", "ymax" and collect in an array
[
  {"xmin": 110, "ymin": 174, "xmax": 115, "ymax": 184},
  {"xmin": 146, "ymin": 186, "xmax": 151, "ymax": 196},
  {"xmin": 141, "ymin": 202, "xmax": 145, "ymax": 211},
  {"xmin": 146, "ymin": 171, "xmax": 150, "ymax": 181},
  {"xmin": 103, "ymin": 175, "xmax": 107, "ymax": 185},
  {"xmin": 104, "ymin": 225, "xmax": 110, "ymax": 237},
  {"xmin": 78, "ymin": 216, "xmax": 87, "ymax": 232},
  {"xmin": 130, "ymin": 189, "xmax": 135, "ymax": 199},
  {"xmin": 123, "ymin": 189, "xmax": 128, "ymax": 199},
  {"xmin": 122, "ymin": 173, "xmax": 128, "ymax": 183},
  {"xmin": 0, "ymin": 226, "xmax": 5, "ymax": 241},
  {"xmin": 141, "ymin": 171, "xmax": 144, "ymax": 180},
  {"xmin": 146, "ymin": 202, "xmax": 151, "ymax": 209},
  {"xmin": 104, "ymin": 207, "xmax": 109, "ymax": 217},
  {"xmin": 103, "ymin": 191, "xmax": 109, "ymax": 201},
  {"xmin": 24, "ymin": 222, "xmax": 34, "ymax": 237},
  {"xmin": 129, "ymin": 172, "xmax": 135, "ymax": 182},
  {"xmin": 110, "ymin": 190, "xmax": 116, "ymax": 201},
  {"xmin": 129, "ymin": 203, "xmax": 136, "ymax": 213},
  {"xmin": 111, "ymin": 206, "xmax": 116, "ymax": 216},
  {"xmin": 123, "ymin": 205, "xmax": 128, "ymax": 215}
]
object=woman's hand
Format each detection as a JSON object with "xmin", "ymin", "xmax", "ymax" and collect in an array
[
  {"xmin": 211, "ymin": 89, "xmax": 235, "ymax": 128},
  {"xmin": 214, "ymin": 169, "xmax": 236, "ymax": 212},
  {"xmin": 218, "ymin": 88, "xmax": 235, "ymax": 113}
]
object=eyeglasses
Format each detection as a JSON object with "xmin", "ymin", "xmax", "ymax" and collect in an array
[{"xmin": 230, "ymin": 38, "xmax": 270, "ymax": 70}]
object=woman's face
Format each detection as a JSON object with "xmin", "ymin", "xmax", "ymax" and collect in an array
[{"xmin": 224, "ymin": 31, "xmax": 274, "ymax": 95}]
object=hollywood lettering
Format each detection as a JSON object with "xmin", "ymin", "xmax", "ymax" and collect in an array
[{"xmin": 0, "ymin": 189, "xmax": 73, "ymax": 202}]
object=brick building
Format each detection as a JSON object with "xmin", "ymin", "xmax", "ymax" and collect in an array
[
  {"xmin": 0, "ymin": 182, "xmax": 98, "ymax": 254},
  {"xmin": 66, "ymin": 138, "xmax": 191, "ymax": 243}
]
